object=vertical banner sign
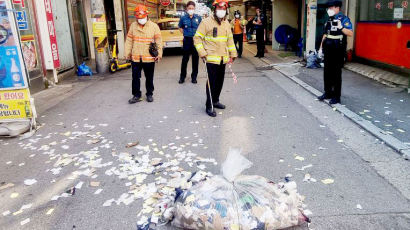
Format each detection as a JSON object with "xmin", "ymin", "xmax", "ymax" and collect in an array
[
  {"xmin": 0, "ymin": 0, "xmax": 33, "ymax": 121},
  {"xmin": 44, "ymin": 0, "xmax": 60, "ymax": 68}
]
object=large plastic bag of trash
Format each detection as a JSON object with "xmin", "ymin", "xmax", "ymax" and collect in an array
[
  {"xmin": 171, "ymin": 149, "xmax": 309, "ymax": 230},
  {"xmin": 77, "ymin": 62, "xmax": 93, "ymax": 76},
  {"xmin": 306, "ymin": 50, "xmax": 321, "ymax": 69}
]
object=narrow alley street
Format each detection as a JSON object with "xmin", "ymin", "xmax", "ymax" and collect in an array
[{"xmin": 1, "ymin": 50, "xmax": 409, "ymax": 229}]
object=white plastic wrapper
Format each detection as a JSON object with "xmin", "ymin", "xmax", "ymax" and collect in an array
[{"xmin": 171, "ymin": 149, "xmax": 309, "ymax": 229}]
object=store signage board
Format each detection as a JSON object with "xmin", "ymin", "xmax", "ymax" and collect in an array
[{"xmin": 0, "ymin": 0, "xmax": 33, "ymax": 122}]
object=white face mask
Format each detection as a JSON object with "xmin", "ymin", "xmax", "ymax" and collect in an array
[
  {"xmin": 187, "ymin": 9, "xmax": 194, "ymax": 15},
  {"xmin": 216, "ymin": 9, "xmax": 226, "ymax": 19},
  {"xmin": 235, "ymin": 14, "xmax": 240, "ymax": 19},
  {"xmin": 138, "ymin": 17, "xmax": 147, "ymax": 25},
  {"xmin": 327, "ymin": 9, "xmax": 336, "ymax": 17}
]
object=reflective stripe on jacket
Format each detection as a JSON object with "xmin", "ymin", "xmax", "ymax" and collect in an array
[
  {"xmin": 125, "ymin": 21, "xmax": 163, "ymax": 63},
  {"xmin": 194, "ymin": 16, "xmax": 237, "ymax": 65}
]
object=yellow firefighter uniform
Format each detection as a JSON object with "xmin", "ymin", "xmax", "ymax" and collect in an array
[
  {"xmin": 125, "ymin": 20, "xmax": 163, "ymax": 63},
  {"xmin": 193, "ymin": 16, "xmax": 237, "ymax": 64}
]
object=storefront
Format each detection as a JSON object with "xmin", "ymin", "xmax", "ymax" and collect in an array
[
  {"xmin": 356, "ymin": 0, "xmax": 410, "ymax": 70},
  {"xmin": 244, "ymin": 0, "xmax": 272, "ymax": 44}
]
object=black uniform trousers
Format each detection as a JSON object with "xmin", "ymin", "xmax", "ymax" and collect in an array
[
  {"xmin": 323, "ymin": 38, "xmax": 345, "ymax": 99},
  {"xmin": 180, "ymin": 37, "xmax": 199, "ymax": 81},
  {"xmin": 132, "ymin": 61, "xmax": 155, "ymax": 97},
  {"xmin": 233, "ymin": 34, "xmax": 243, "ymax": 57},
  {"xmin": 206, "ymin": 61, "xmax": 226, "ymax": 109},
  {"xmin": 256, "ymin": 28, "xmax": 265, "ymax": 57}
]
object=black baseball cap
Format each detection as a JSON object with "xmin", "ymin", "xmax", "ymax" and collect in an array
[{"xmin": 327, "ymin": 0, "xmax": 342, "ymax": 7}]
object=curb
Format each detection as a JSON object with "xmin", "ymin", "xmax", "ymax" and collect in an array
[{"xmin": 245, "ymin": 46, "xmax": 410, "ymax": 160}]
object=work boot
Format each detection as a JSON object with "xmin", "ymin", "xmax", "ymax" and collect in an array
[
  {"xmin": 178, "ymin": 78, "xmax": 185, "ymax": 84},
  {"xmin": 147, "ymin": 95, "xmax": 154, "ymax": 103},
  {"xmin": 317, "ymin": 94, "xmax": 331, "ymax": 101},
  {"xmin": 206, "ymin": 108, "xmax": 217, "ymax": 117},
  {"xmin": 329, "ymin": 98, "xmax": 340, "ymax": 105},
  {"xmin": 191, "ymin": 79, "xmax": 197, "ymax": 84},
  {"xmin": 213, "ymin": 102, "xmax": 226, "ymax": 109},
  {"xmin": 128, "ymin": 96, "xmax": 142, "ymax": 104}
]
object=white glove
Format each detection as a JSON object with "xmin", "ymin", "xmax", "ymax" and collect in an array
[
  {"xmin": 318, "ymin": 49, "xmax": 323, "ymax": 58},
  {"xmin": 336, "ymin": 20, "xmax": 343, "ymax": 30}
]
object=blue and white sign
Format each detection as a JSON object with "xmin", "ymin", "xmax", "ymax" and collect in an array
[{"xmin": 15, "ymin": 10, "xmax": 28, "ymax": 30}]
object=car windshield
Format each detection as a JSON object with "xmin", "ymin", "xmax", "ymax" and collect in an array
[{"xmin": 158, "ymin": 21, "xmax": 179, "ymax": 30}]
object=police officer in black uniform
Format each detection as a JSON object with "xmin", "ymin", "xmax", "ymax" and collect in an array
[{"xmin": 317, "ymin": 0, "xmax": 353, "ymax": 104}]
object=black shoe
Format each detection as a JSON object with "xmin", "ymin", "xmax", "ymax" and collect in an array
[
  {"xmin": 259, "ymin": 55, "xmax": 264, "ymax": 58},
  {"xmin": 329, "ymin": 98, "xmax": 340, "ymax": 104},
  {"xmin": 192, "ymin": 79, "xmax": 197, "ymax": 84},
  {"xmin": 317, "ymin": 94, "xmax": 331, "ymax": 101},
  {"xmin": 238, "ymin": 55, "xmax": 242, "ymax": 58},
  {"xmin": 178, "ymin": 79, "xmax": 185, "ymax": 84},
  {"xmin": 213, "ymin": 102, "xmax": 226, "ymax": 109},
  {"xmin": 147, "ymin": 95, "xmax": 154, "ymax": 102},
  {"xmin": 206, "ymin": 108, "xmax": 217, "ymax": 117},
  {"xmin": 254, "ymin": 55, "xmax": 260, "ymax": 57},
  {"xmin": 128, "ymin": 96, "xmax": 142, "ymax": 104}
]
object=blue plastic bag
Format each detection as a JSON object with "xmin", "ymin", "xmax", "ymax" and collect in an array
[{"xmin": 77, "ymin": 62, "xmax": 93, "ymax": 76}]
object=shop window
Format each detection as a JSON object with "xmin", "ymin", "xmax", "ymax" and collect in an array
[{"xmin": 359, "ymin": 0, "xmax": 410, "ymax": 21}]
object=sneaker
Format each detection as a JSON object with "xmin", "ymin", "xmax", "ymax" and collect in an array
[
  {"xmin": 206, "ymin": 108, "xmax": 217, "ymax": 117},
  {"xmin": 128, "ymin": 96, "xmax": 142, "ymax": 104},
  {"xmin": 147, "ymin": 95, "xmax": 154, "ymax": 102},
  {"xmin": 329, "ymin": 98, "xmax": 340, "ymax": 104},
  {"xmin": 213, "ymin": 102, "xmax": 226, "ymax": 109},
  {"xmin": 317, "ymin": 94, "xmax": 331, "ymax": 101}
]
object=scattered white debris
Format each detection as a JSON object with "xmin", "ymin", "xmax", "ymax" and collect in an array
[
  {"xmin": 46, "ymin": 208, "xmax": 54, "ymax": 215},
  {"xmin": 20, "ymin": 218, "xmax": 30, "ymax": 226},
  {"xmin": 24, "ymin": 179, "xmax": 37, "ymax": 186},
  {"xmin": 321, "ymin": 178, "xmax": 334, "ymax": 184}
]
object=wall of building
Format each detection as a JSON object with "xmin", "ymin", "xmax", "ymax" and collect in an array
[
  {"xmin": 272, "ymin": 0, "xmax": 299, "ymax": 50},
  {"xmin": 84, "ymin": 0, "xmax": 96, "ymax": 60},
  {"xmin": 346, "ymin": 0, "xmax": 357, "ymax": 51}
]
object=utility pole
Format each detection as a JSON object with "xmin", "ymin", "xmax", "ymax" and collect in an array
[{"xmin": 91, "ymin": 0, "xmax": 109, "ymax": 73}]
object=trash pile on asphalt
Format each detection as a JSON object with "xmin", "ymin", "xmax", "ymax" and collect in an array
[{"xmin": 137, "ymin": 149, "xmax": 309, "ymax": 230}]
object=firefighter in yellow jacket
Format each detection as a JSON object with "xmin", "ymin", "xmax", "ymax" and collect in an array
[
  {"xmin": 194, "ymin": 0, "xmax": 237, "ymax": 117},
  {"xmin": 125, "ymin": 4, "xmax": 163, "ymax": 104}
]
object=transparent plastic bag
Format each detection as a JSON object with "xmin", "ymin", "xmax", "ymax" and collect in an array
[{"xmin": 171, "ymin": 149, "xmax": 309, "ymax": 230}]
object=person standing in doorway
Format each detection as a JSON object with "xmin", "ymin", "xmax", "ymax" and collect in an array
[
  {"xmin": 178, "ymin": 1, "xmax": 202, "ymax": 84},
  {"xmin": 317, "ymin": 0, "xmax": 353, "ymax": 104},
  {"xmin": 125, "ymin": 4, "xmax": 163, "ymax": 104},
  {"xmin": 194, "ymin": 0, "xmax": 237, "ymax": 117},
  {"xmin": 230, "ymin": 10, "xmax": 247, "ymax": 58},
  {"xmin": 253, "ymin": 7, "xmax": 265, "ymax": 58}
]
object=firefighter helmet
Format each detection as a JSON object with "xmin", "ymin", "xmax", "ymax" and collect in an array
[
  {"xmin": 134, "ymin": 4, "xmax": 149, "ymax": 19},
  {"xmin": 212, "ymin": 0, "xmax": 229, "ymax": 8}
]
